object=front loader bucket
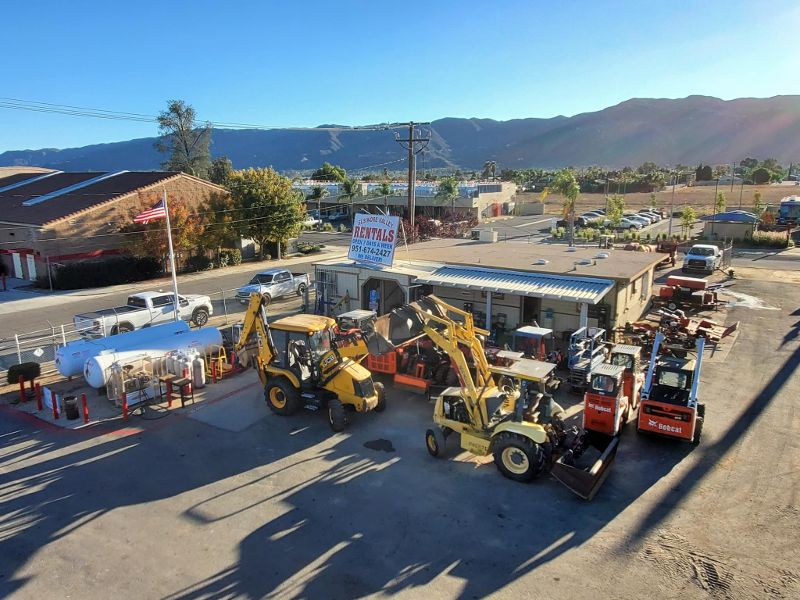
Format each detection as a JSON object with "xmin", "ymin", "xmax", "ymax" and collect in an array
[
  {"xmin": 551, "ymin": 435, "xmax": 619, "ymax": 501},
  {"xmin": 374, "ymin": 304, "xmax": 429, "ymax": 347}
]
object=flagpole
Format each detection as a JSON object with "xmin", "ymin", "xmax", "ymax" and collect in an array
[{"xmin": 163, "ymin": 189, "xmax": 180, "ymax": 322}]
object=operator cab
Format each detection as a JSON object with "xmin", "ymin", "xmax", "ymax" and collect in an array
[
  {"xmin": 609, "ymin": 344, "xmax": 641, "ymax": 374},
  {"xmin": 649, "ymin": 358, "xmax": 695, "ymax": 406},
  {"xmin": 588, "ymin": 363, "xmax": 625, "ymax": 397},
  {"xmin": 335, "ymin": 309, "xmax": 377, "ymax": 334},
  {"xmin": 269, "ymin": 315, "xmax": 340, "ymax": 386}
]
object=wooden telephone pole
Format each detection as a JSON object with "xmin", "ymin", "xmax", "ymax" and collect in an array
[{"xmin": 394, "ymin": 122, "xmax": 430, "ymax": 229}]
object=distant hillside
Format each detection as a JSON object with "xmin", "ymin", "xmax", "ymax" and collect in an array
[{"xmin": 2, "ymin": 95, "xmax": 799, "ymax": 171}]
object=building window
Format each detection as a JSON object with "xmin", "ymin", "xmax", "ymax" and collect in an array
[
  {"xmin": 640, "ymin": 273, "xmax": 651, "ymax": 300},
  {"xmin": 631, "ymin": 278, "xmax": 637, "ymax": 295}
]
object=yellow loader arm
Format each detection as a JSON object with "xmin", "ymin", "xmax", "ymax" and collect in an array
[{"xmin": 235, "ymin": 293, "xmax": 276, "ymax": 384}]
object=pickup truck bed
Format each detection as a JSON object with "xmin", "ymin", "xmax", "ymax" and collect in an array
[{"xmin": 75, "ymin": 306, "xmax": 140, "ymax": 319}]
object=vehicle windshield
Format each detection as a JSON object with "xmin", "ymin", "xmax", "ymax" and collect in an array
[
  {"xmin": 610, "ymin": 353, "xmax": 633, "ymax": 369},
  {"xmin": 308, "ymin": 329, "xmax": 333, "ymax": 358},
  {"xmin": 691, "ymin": 247, "xmax": 715, "ymax": 256},
  {"xmin": 591, "ymin": 374, "xmax": 617, "ymax": 393},
  {"xmin": 249, "ymin": 274, "xmax": 273, "ymax": 284},
  {"xmin": 657, "ymin": 369, "xmax": 689, "ymax": 389},
  {"xmin": 127, "ymin": 296, "xmax": 147, "ymax": 308}
]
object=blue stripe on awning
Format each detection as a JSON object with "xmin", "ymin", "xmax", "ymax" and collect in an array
[{"xmin": 414, "ymin": 265, "xmax": 614, "ymax": 304}]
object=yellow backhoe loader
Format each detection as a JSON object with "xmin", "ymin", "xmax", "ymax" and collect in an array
[
  {"xmin": 374, "ymin": 295, "xmax": 617, "ymax": 496},
  {"xmin": 235, "ymin": 293, "xmax": 385, "ymax": 431}
]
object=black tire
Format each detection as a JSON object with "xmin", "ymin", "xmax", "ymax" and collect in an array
[
  {"xmin": 667, "ymin": 301, "xmax": 678, "ymax": 311},
  {"xmin": 693, "ymin": 403, "xmax": 705, "ymax": 444},
  {"xmin": 328, "ymin": 398, "xmax": 347, "ymax": 432},
  {"xmin": 192, "ymin": 308, "xmax": 209, "ymax": 327},
  {"xmin": 296, "ymin": 283, "xmax": 307, "ymax": 297},
  {"xmin": 264, "ymin": 378, "xmax": 301, "ymax": 416},
  {"xmin": 260, "ymin": 293, "xmax": 272, "ymax": 307},
  {"xmin": 492, "ymin": 432, "xmax": 546, "ymax": 482},
  {"xmin": 110, "ymin": 323, "xmax": 134, "ymax": 335},
  {"xmin": 373, "ymin": 381, "xmax": 387, "ymax": 413},
  {"xmin": 425, "ymin": 428, "xmax": 446, "ymax": 458}
]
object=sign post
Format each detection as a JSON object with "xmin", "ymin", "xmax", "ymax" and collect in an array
[{"xmin": 348, "ymin": 214, "xmax": 401, "ymax": 268}]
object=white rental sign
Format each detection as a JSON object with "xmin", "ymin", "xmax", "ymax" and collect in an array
[{"xmin": 348, "ymin": 214, "xmax": 401, "ymax": 267}]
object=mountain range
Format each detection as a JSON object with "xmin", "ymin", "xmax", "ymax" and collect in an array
[{"xmin": 2, "ymin": 95, "xmax": 799, "ymax": 172}]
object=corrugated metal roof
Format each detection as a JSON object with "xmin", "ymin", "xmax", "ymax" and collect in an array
[
  {"xmin": 414, "ymin": 265, "xmax": 614, "ymax": 304},
  {"xmin": 700, "ymin": 210, "xmax": 758, "ymax": 223},
  {"xmin": 591, "ymin": 363, "xmax": 625, "ymax": 377}
]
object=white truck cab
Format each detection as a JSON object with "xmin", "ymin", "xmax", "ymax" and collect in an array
[{"xmin": 682, "ymin": 244, "xmax": 722, "ymax": 275}]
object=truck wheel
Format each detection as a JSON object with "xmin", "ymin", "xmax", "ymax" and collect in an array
[
  {"xmin": 264, "ymin": 378, "xmax": 301, "ymax": 416},
  {"xmin": 260, "ymin": 294, "xmax": 272, "ymax": 307},
  {"xmin": 425, "ymin": 428, "xmax": 446, "ymax": 457},
  {"xmin": 328, "ymin": 398, "xmax": 347, "ymax": 432},
  {"xmin": 373, "ymin": 381, "xmax": 387, "ymax": 412},
  {"xmin": 296, "ymin": 283, "xmax": 307, "ymax": 297},
  {"xmin": 192, "ymin": 308, "xmax": 209, "ymax": 327},
  {"xmin": 110, "ymin": 323, "xmax": 133, "ymax": 335},
  {"xmin": 492, "ymin": 432, "xmax": 546, "ymax": 482}
]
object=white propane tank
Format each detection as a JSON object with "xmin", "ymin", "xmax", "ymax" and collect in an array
[
  {"xmin": 81, "ymin": 327, "xmax": 223, "ymax": 388},
  {"xmin": 192, "ymin": 355, "xmax": 206, "ymax": 389},
  {"xmin": 55, "ymin": 321, "xmax": 191, "ymax": 377}
]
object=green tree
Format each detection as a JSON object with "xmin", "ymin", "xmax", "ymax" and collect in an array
[
  {"xmin": 740, "ymin": 157, "xmax": 758, "ymax": 169},
  {"xmin": 228, "ymin": 168, "xmax": 304, "ymax": 259},
  {"xmin": 715, "ymin": 191, "xmax": 727, "ymax": 214},
  {"xmin": 311, "ymin": 162, "xmax": 347, "ymax": 183},
  {"xmin": 713, "ymin": 165, "xmax": 729, "ymax": 180},
  {"xmin": 751, "ymin": 167, "xmax": 771, "ymax": 184},
  {"xmin": 542, "ymin": 168, "xmax": 580, "ymax": 247},
  {"xmin": 435, "ymin": 176, "xmax": 460, "ymax": 211},
  {"xmin": 606, "ymin": 194, "xmax": 626, "ymax": 227},
  {"xmin": 637, "ymin": 161, "xmax": 659, "ymax": 174},
  {"xmin": 752, "ymin": 191, "xmax": 765, "ymax": 216},
  {"xmin": 308, "ymin": 185, "xmax": 329, "ymax": 227},
  {"xmin": 208, "ymin": 156, "xmax": 234, "ymax": 186},
  {"xmin": 155, "ymin": 100, "xmax": 211, "ymax": 178},
  {"xmin": 339, "ymin": 178, "xmax": 361, "ymax": 220},
  {"xmin": 680, "ymin": 205, "xmax": 697, "ymax": 237},
  {"xmin": 124, "ymin": 195, "xmax": 205, "ymax": 259}
]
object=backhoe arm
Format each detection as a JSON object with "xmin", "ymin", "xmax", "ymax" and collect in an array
[{"xmin": 235, "ymin": 293, "xmax": 276, "ymax": 384}]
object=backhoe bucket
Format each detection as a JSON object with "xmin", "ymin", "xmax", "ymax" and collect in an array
[
  {"xmin": 551, "ymin": 434, "xmax": 619, "ymax": 501},
  {"xmin": 374, "ymin": 303, "xmax": 431, "ymax": 347}
]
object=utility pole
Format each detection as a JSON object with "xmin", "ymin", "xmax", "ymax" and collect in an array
[
  {"xmin": 731, "ymin": 162, "xmax": 736, "ymax": 192},
  {"xmin": 668, "ymin": 171, "xmax": 677, "ymax": 240},
  {"xmin": 395, "ymin": 122, "xmax": 430, "ymax": 229}
]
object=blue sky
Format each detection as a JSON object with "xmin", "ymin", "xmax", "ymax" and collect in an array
[{"xmin": 1, "ymin": 0, "xmax": 798, "ymax": 152}]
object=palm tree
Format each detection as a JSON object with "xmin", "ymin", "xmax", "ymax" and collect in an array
[
  {"xmin": 373, "ymin": 181, "xmax": 393, "ymax": 213},
  {"xmin": 542, "ymin": 169, "xmax": 580, "ymax": 247},
  {"xmin": 482, "ymin": 160, "xmax": 497, "ymax": 181},
  {"xmin": 309, "ymin": 185, "xmax": 329, "ymax": 229},
  {"xmin": 339, "ymin": 178, "xmax": 361, "ymax": 223}
]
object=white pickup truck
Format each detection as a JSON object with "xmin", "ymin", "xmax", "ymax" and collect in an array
[
  {"xmin": 74, "ymin": 291, "xmax": 213, "ymax": 337},
  {"xmin": 236, "ymin": 268, "xmax": 310, "ymax": 306},
  {"xmin": 682, "ymin": 244, "xmax": 722, "ymax": 275}
]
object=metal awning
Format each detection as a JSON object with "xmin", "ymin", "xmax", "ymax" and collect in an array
[{"xmin": 414, "ymin": 265, "xmax": 614, "ymax": 305}]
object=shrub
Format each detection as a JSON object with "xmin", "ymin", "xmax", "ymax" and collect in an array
[
  {"xmin": 7, "ymin": 362, "xmax": 41, "ymax": 385},
  {"xmin": 338, "ymin": 224, "xmax": 351, "ymax": 233},
  {"xmin": 186, "ymin": 255, "xmax": 214, "ymax": 272},
  {"xmin": 321, "ymin": 222, "xmax": 335, "ymax": 232},
  {"xmin": 645, "ymin": 232, "xmax": 651, "ymax": 241},
  {"xmin": 297, "ymin": 242, "xmax": 323, "ymax": 255},
  {"xmin": 39, "ymin": 255, "xmax": 162, "ymax": 290},
  {"xmin": 215, "ymin": 248, "xmax": 242, "ymax": 268},
  {"xmin": 751, "ymin": 231, "xmax": 790, "ymax": 248}
]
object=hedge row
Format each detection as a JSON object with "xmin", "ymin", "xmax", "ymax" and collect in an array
[{"xmin": 37, "ymin": 255, "xmax": 162, "ymax": 290}]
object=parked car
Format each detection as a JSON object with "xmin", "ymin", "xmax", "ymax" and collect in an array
[
  {"xmin": 236, "ymin": 269, "xmax": 311, "ymax": 306},
  {"xmin": 625, "ymin": 214, "xmax": 654, "ymax": 226},
  {"xmin": 638, "ymin": 209, "xmax": 662, "ymax": 221},
  {"xmin": 602, "ymin": 217, "xmax": 642, "ymax": 230},
  {"xmin": 581, "ymin": 212, "xmax": 605, "ymax": 223},
  {"xmin": 682, "ymin": 244, "xmax": 722, "ymax": 275},
  {"xmin": 74, "ymin": 291, "xmax": 213, "ymax": 337},
  {"xmin": 556, "ymin": 216, "xmax": 591, "ymax": 229}
]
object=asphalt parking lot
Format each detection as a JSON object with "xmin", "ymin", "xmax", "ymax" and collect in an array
[{"xmin": 1, "ymin": 275, "xmax": 799, "ymax": 599}]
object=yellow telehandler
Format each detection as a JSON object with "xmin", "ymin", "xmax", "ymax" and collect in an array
[{"xmin": 235, "ymin": 293, "xmax": 385, "ymax": 431}]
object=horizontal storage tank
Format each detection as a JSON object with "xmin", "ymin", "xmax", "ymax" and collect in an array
[
  {"xmin": 56, "ymin": 321, "xmax": 191, "ymax": 377},
  {"xmin": 82, "ymin": 326, "xmax": 223, "ymax": 388}
]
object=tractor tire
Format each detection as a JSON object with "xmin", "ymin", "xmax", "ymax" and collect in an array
[
  {"xmin": 492, "ymin": 432, "xmax": 546, "ymax": 483},
  {"xmin": 693, "ymin": 403, "xmax": 706, "ymax": 444},
  {"xmin": 373, "ymin": 381, "xmax": 387, "ymax": 412},
  {"xmin": 192, "ymin": 307, "xmax": 209, "ymax": 327},
  {"xmin": 425, "ymin": 428, "xmax": 446, "ymax": 458},
  {"xmin": 296, "ymin": 283, "xmax": 307, "ymax": 297},
  {"xmin": 328, "ymin": 398, "xmax": 347, "ymax": 432},
  {"xmin": 264, "ymin": 378, "xmax": 301, "ymax": 416}
]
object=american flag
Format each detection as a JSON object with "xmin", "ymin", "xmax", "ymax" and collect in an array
[{"xmin": 134, "ymin": 199, "xmax": 167, "ymax": 224}]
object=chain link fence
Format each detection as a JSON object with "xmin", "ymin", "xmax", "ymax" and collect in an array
[{"xmin": 0, "ymin": 285, "xmax": 317, "ymax": 380}]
